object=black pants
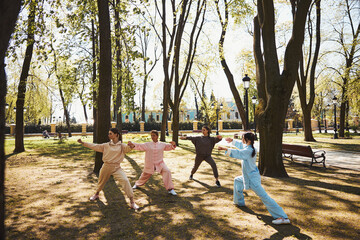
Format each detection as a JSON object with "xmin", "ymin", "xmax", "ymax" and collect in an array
[{"xmin": 191, "ymin": 154, "xmax": 219, "ymax": 178}]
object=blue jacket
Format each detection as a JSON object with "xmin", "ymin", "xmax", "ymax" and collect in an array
[{"xmin": 225, "ymin": 140, "xmax": 261, "ymax": 190}]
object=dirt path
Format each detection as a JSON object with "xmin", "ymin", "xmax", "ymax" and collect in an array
[{"xmin": 5, "ymin": 143, "xmax": 360, "ymax": 239}]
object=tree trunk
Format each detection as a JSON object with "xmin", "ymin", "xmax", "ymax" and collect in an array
[
  {"xmin": 82, "ymin": 103, "xmax": 88, "ymax": 123},
  {"xmin": 339, "ymin": 97, "xmax": 346, "ymax": 137},
  {"xmin": 172, "ymin": 104, "xmax": 180, "ymax": 145},
  {"xmin": 302, "ymin": 107, "xmax": 315, "ymax": 141},
  {"xmin": 15, "ymin": 1, "xmax": 36, "ymax": 153},
  {"xmin": 254, "ymin": 0, "xmax": 312, "ymax": 177},
  {"xmin": 215, "ymin": 0, "xmax": 247, "ymax": 129},
  {"xmin": 58, "ymin": 88, "xmax": 72, "ymax": 137},
  {"xmin": 257, "ymin": 92, "xmax": 289, "ymax": 177},
  {"xmin": 160, "ymin": 79, "xmax": 169, "ymax": 142},
  {"xmin": 91, "ymin": 19, "xmax": 98, "ymax": 143},
  {"xmin": 141, "ymin": 74, "xmax": 147, "ymax": 122},
  {"xmin": 296, "ymin": 0, "xmax": 320, "ymax": 142},
  {"xmin": 94, "ymin": 0, "xmax": 112, "ymax": 174},
  {"xmin": 114, "ymin": 0, "xmax": 123, "ymax": 142},
  {"xmin": 0, "ymin": 1, "xmax": 22, "ymax": 238}
]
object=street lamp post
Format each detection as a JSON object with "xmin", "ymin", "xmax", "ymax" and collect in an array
[
  {"xmin": 333, "ymin": 96, "xmax": 338, "ymax": 139},
  {"xmin": 242, "ymin": 74, "xmax": 250, "ymax": 129},
  {"xmin": 251, "ymin": 96, "xmax": 258, "ymax": 140}
]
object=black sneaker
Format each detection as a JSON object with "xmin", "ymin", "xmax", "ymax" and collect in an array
[
  {"xmin": 216, "ymin": 180, "xmax": 221, "ymax": 187},
  {"xmin": 189, "ymin": 174, "xmax": 193, "ymax": 180}
]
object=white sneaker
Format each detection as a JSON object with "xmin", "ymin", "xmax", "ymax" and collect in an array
[
  {"xmin": 132, "ymin": 184, "xmax": 137, "ymax": 189},
  {"xmin": 168, "ymin": 189, "xmax": 177, "ymax": 196},
  {"xmin": 272, "ymin": 218, "xmax": 290, "ymax": 225},
  {"xmin": 89, "ymin": 194, "xmax": 99, "ymax": 201},
  {"xmin": 130, "ymin": 202, "xmax": 139, "ymax": 210}
]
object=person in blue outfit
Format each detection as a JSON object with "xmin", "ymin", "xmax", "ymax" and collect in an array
[{"xmin": 218, "ymin": 132, "xmax": 290, "ymax": 225}]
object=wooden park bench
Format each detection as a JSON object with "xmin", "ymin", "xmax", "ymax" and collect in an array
[{"xmin": 282, "ymin": 143, "xmax": 326, "ymax": 168}]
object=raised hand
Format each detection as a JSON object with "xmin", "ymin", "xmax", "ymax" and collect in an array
[
  {"xmin": 170, "ymin": 141, "xmax": 176, "ymax": 147},
  {"xmin": 77, "ymin": 139, "xmax": 83, "ymax": 144},
  {"xmin": 216, "ymin": 135, "xmax": 223, "ymax": 140},
  {"xmin": 225, "ymin": 137, "xmax": 233, "ymax": 143},
  {"xmin": 128, "ymin": 141, "xmax": 135, "ymax": 148},
  {"xmin": 218, "ymin": 146, "xmax": 228, "ymax": 151}
]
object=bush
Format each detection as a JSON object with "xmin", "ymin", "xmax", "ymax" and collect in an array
[{"xmin": 15, "ymin": 120, "xmax": 243, "ymax": 134}]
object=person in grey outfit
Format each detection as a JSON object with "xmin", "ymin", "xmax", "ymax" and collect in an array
[{"xmin": 180, "ymin": 125, "xmax": 222, "ymax": 187}]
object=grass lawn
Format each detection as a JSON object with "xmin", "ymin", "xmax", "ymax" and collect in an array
[{"xmin": 4, "ymin": 134, "xmax": 360, "ymax": 239}]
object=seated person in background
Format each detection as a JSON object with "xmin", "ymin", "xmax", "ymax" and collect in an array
[{"xmin": 43, "ymin": 130, "xmax": 50, "ymax": 138}]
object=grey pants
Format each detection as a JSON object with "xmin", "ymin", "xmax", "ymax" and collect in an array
[{"xmin": 191, "ymin": 154, "xmax": 219, "ymax": 178}]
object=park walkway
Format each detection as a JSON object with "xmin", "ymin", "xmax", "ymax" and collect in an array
[{"xmin": 252, "ymin": 142, "xmax": 360, "ymax": 171}]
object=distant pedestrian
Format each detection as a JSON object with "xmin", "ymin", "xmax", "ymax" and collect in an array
[
  {"xmin": 180, "ymin": 125, "xmax": 222, "ymax": 187},
  {"xmin": 43, "ymin": 130, "xmax": 50, "ymax": 138},
  {"xmin": 128, "ymin": 130, "xmax": 177, "ymax": 196},
  {"xmin": 78, "ymin": 128, "xmax": 139, "ymax": 210},
  {"xmin": 218, "ymin": 132, "xmax": 290, "ymax": 225}
]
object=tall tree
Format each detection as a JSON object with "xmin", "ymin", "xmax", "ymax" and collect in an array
[
  {"xmin": 158, "ymin": 0, "xmax": 207, "ymax": 144},
  {"xmin": 137, "ymin": 26, "xmax": 160, "ymax": 123},
  {"xmin": 254, "ymin": 0, "xmax": 312, "ymax": 177},
  {"xmin": 14, "ymin": 0, "xmax": 37, "ymax": 153},
  {"xmin": 296, "ymin": 0, "xmax": 321, "ymax": 141},
  {"xmin": 113, "ymin": 0, "xmax": 123, "ymax": 141},
  {"xmin": 91, "ymin": 18, "xmax": 99, "ymax": 142},
  {"xmin": 330, "ymin": 0, "xmax": 360, "ymax": 137},
  {"xmin": 215, "ymin": 0, "xmax": 249, "ymax": 130},
  {"xmin": 0, "ymin": 1, "xmax": 22, "ymax": 238},
  {"xmin": 94, "ymin": 0, "xmax": 112, "ymax": 173}
]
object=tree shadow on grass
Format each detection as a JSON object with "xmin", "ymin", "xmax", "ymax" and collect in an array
[
  {"xmin": 91, "ymin": 155, "xmax": 247, "ymax": 239},
  {"xmin": 236, "ymin": 206, "xmax": 312, "ymax": 240}
]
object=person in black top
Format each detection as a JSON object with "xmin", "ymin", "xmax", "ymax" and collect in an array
[{"xmin": 180, "ymin": 125, "xmax": 222, "ymax": 187}]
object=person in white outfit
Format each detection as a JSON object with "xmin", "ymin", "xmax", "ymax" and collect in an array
[
  {"xmin": 78, "ymin": 128, "xmax": 139, "ymax": 210},
  {"xmin": 218, "ymin": 132, "xmax": 290, "ymax": 225}
]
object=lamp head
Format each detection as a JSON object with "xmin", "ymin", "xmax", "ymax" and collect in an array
[
  {"xmin": 332, "ymin": 96, "xmax": 337, "ymax": 104},
  {"xmin": 242, "ymin": 74, "xmax": 250, "ymax": 89},
  {"xmin": 251, "ymin": 95, "xmax": 257, "ymax": 104}
]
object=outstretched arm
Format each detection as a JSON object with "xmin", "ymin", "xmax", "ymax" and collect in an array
[
  {"xmin": 164, "ymin": 141, "xmax": 176, "ymax": 151},
  {"xmin": 78, "ymin": 139, "xmax": 105, "ymax": 153},
  {"xmin": 129, "ymin": 142, "xmax": 148, "ymax": 151}
]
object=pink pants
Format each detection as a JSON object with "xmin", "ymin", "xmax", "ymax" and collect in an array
[{"xmin": 135, "ymin": 165, "xmax": 174, "ymax": 190}]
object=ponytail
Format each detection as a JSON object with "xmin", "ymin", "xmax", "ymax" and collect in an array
[{"xmin": 243, "ymin": 132, "xmax": 256, "ymax": 157}]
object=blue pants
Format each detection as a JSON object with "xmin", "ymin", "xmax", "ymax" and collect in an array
[{"xmin": 234, "ymin": 176, "xmax": 288, "ymax": 219}]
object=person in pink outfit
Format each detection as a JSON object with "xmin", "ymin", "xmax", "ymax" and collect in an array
[
  {"xmin": 128, "ymin": 130, "xmax": 177, "ymax": 196},
  {"xmin": 78, "ymin": 128, "xmax": 139, "ymax": 210}
]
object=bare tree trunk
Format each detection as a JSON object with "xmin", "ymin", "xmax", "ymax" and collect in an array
[
  {"xmin": 15, "ymin": 1, "xmax": 36, "ymax": 153},
  {"xmin": 82, "ymin": 103, "xmax": 88, "ymax": 123},
  {"xmin": 339, "ymin": 91, "xmax": 346, "ymax": 137},
  {"xmin": 302, "ymin": 108, "xmax": 313, "ymax": 141},
  {"xmin": 91, "ymin": 19, "xmax": 98, "ymax": 143},
  {"xmin": 58, "ymin": 88, "xmax": 72, "ymax": 137},
  {"xmin": 215, "ymin": 0, "xmax": 247, "ymax": 129},
  {"xmin": 160, "ymin": 79, "xmax": 169, "ymax": 142},
  {"xmin": 94, "ymin": 0, "xmax": 112, "ymax": 174},
  {"xmin": 0, "ymin": 1, "xmax": 22, "ymax": 238},
  {"xmin": 114, "ymin": 0, "xmax": 123, "ymax": 141},
  {"xmin": 296, "ymin": 0, "xmax": 321, "ymax": 142},
  {"xmin": 254, "ymin": 0, "xmax": 312, "ymax": 177},
  {"xmin": 141, "ymin": 74, "xmax": 147, "ymax": 122}
]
